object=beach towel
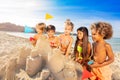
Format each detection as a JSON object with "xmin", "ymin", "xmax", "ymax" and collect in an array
[{"xmin": 90, "ymin": 65, "xmax": 112, "ymax": 80}]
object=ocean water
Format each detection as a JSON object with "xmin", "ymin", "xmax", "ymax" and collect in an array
[
  {"xmin": 6, "ymin": 32, "xmax": 120, "ymax": 52},
  {"xmin": 106, "ymin": 38, "xmax": 120, "ymax": 52}
]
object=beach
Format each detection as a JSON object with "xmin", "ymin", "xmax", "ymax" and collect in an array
[{"xmin": 0, "ymin": 31, "xmax": 120, "ymax": 80}]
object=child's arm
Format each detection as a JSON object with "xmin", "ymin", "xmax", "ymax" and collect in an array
[
  {"xmin": 30, "ymin": 35, "xmax": 37, "ymax": 46},
  {"xmin": 90, "ymin": 43, "xmax": 114, "ymax": 68},
  {"xmin": 65, "ymin": 37, "xmax": 73, "ymax": 57},
  {"xmin": 52, "ymin": 37, "xmax": 60, "ymax": 48},
  {"xmin": 100, "ymin": 43, "xmax": 114, "ymax": 66},
  {"xmin": 88, "ymin": 42, "xmax": 91, "ymax": 57}
]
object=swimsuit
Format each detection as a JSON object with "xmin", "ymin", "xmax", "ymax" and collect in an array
[{"xmin": 77, "ymin": 45, "xmax": 83, "ymax": 60}]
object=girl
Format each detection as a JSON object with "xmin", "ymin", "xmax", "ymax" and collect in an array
[
  {"xmin": 90, "ymin": 22, "xmax": 114, "ymax": 80},
  {"xmin": 59, "ymin": 19, "xmax": 74, "ymax": 57},
  {"xmin": 74, "ymin": 27, "xmax": 91, "ymax": 66},
  {"xmin": 74, "ymin": 27, "xmax": 92, "ymax": 80},
  {"xmin": 46, "ymin": 25, "xmax": 59, "ymax": 48}
]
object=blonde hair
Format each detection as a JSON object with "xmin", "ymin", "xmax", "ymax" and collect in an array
[
  {"xmin": 91, "ymin": 22, "xmax": 113, "ymax": 39},
  {"xmin": 36, "ymin": 23, "xmax": 46, "ymax": 32},
  {"xmin": 65, "ymin": 19, "xmax": 74, "ymax": 30}
]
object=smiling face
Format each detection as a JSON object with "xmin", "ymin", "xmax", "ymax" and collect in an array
[
  {"xmin": 91, "ymin": 29, "xmax": 103, "ymax": 42},
  {"xmin": 47, "ymin": 30, "xmax": 55, "ymax": 38},
  {"xmin": 77, "ymin": 30, "xmax": 83, "ymax": 40},
  {"xmin": 64, "ymin": 25, "xmax": 72, "ymax": 35}
]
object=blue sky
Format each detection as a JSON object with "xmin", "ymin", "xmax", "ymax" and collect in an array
[{"xmin": 0, "ymin": 0, "xmax": 120, "ymax": 37}]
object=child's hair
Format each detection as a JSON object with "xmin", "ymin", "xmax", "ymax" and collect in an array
[
  {"xmin": 36, "ymin": 23, "xmax": 46, "ymax": 31},
  {"xmin": 65, "ymin": 19, "xmax": 74, "ymax": 30},
  {"xmin": 46, "ymin": 25, "xmax": 56, "ymax": 32},
  {"xmin": 74, "ymin": 27, "xmax": 89, "ymax": 60},
  {"xmin": 91, "ymin": 22, "xmax": 113, "ymax": 39}
]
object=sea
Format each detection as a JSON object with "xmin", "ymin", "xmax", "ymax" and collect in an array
[{"xmin": 6, "ymin": 32, "xmax": 120, "ymax": 53}]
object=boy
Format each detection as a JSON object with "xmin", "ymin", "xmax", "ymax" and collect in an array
[
  {"xmin": 90, "ymin": 22, "xmax": 114, "ymax": 80},
  {"xmin": 46, "ymin": 25, "xmax": 59, "ymax": 49}
]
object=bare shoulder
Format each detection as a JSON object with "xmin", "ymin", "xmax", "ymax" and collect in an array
[
  {"xmin": 105, "ymin": 43, "xmax": 112, "ymax": 49},
  {"xmin": 105, "ymin": 42, "xmax": 114, "ymax": 56},
  {"xmin": 33, "ymin": 34, "xmax": 38, "ymax": 39}
]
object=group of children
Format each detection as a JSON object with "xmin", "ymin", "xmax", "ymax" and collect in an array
[
  {"xmin": 30, "ymin": 19, "xmax": 74, "ymax": 57},
  {"xmin": 30, "ymin": 19, "xmax": 114, "ymax": 80}
]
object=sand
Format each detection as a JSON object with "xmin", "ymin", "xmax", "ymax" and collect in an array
[{"xmin": 0, "ymin": 32, "xmax": 120, "ymax": 80}]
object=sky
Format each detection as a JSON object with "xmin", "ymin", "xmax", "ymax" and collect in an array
[{"xmin": 0, "ymin": 0, "xmax": 120, "ymax": 37}]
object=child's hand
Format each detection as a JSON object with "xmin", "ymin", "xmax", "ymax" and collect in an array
[
  {"xmin": 50, "ymin": 42, "xmax": 55, "ymax": 47},
  {"xmin": 29, "ymin": 37, "xmax": 36, "ymax": 46},
  {"xmin": 29, "ymin": 37, "xmax": 35, "ymax": 41},
  {"xmin": 75, "ymin": 58, "xmax": 82, "ymax": 63},
  {"xmin": 90, "ymin": 62, "xmax": 100, "ymax": 68}
]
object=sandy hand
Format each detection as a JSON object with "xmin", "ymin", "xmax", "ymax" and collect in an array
[
  {"xmin": 29, "ymin": 37, "xmax": 35, "ymax": 41},
  {"xmin": 50, "ymin": 42, "xmax": 55, "ymax": 47}
]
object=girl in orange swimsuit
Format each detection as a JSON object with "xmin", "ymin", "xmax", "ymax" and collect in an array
[{"xmin": 59, "ymin": 19, "xmax": 74, "ymax": 57}]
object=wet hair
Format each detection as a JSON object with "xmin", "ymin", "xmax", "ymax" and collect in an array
[
  {"xmin": 46, "ymin": 25, "xmax": 56, "ymax": 32},
  {"xmin": 64, "ymin": 19, "xmax": 74, "ymax": 30},
  {"xmin": 36, "ymin": 23, "xmax": 46, "ymax": 31},
  {"xmin": 91, "ymin": 22, "xmax": 113, "ymax": 39},
  {"xmin": 74, "ymin": 27, "xmax": 89, "ymax": 61}
]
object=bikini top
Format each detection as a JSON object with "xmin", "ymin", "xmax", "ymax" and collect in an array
[
  {"xmin": 77, "ymin": 45, "xmax": 82, "ymax": 53},
  {"xmin": 77, "ymin": 45, "xmax": 83, "ymax": 59}
]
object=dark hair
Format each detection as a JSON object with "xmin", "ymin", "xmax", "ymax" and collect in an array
[
  {"xmin": 46, "ymin": 25, "xmax": 56, "ymax": 32},
  {"xmin": 91, "ymin": 22, "xmax": 113, "ymax": 39},
  {"xmin": 74, "ymin": 27, "xmax": 89, "ymax": 62}
]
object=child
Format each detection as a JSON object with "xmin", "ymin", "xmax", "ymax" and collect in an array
[
  {"xmin": 30, "ymin": 23, "xmax": 46, "ymax": 46},
  {"xmin": 59, "ymin": 19, "xmax": 74, "ymax": 57},
  {"xmin": 90, "ymin": 22, "xmax": 114, "ymax": 80},
  {"xmin": 74, "ymin": 27, "xmax": 91, "ymax": 65},
  {"xmin": 46, "ymin": 25, "xmax": 59, "ymax": 48}
]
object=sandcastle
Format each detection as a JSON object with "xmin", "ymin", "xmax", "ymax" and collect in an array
[{"xmin": 0, "ymin": 33, "xmax": 83, "ymax": 80}]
